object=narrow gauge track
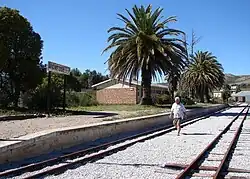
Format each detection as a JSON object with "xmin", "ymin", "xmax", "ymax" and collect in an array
[
  {"xmin": 0, "ymin": 107, "xmax": 231, "ymax": 179},
  {"xmin": 175, "ymin": 105, "xmax": 249, "ymax": 179}
]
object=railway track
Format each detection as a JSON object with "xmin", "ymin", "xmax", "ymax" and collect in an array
[
  {"xmin": 0, "ymin": 106, "xmax": 231, "ymax": 179},
  {"xmin": 225, "ymin": 113, "xmax": 250, "ymax": 178},
  {"xmin": 175, "ymin": 105, "xmax": 249, "ymax": 179},
  {"xmin": 0, "ymin": 105, "xmax": 247, "ymax": 179}
]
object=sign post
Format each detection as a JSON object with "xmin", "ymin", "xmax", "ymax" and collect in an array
[
  {"xmin": 47, "ymin": 71, "xmax": 51, "ymax": 116},
  {"xmin": 47, "ymin": 61, "xmax": 70, "ymax": 116},
  {"xmin": 63, "ymin": 75, "xmax": 67, "ymax": 110}
]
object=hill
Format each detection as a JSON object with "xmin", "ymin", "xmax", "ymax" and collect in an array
[{"xmin": 225, "ymin": 74, "xmax": 250, "ymax": 85}]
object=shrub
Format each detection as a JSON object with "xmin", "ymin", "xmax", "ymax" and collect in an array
[
  {"xmin": 66, "ymin": 91, "xmax": 98, "ymax": 107},
  {"xmin": 23, "ymin": 75, "xmax": 64, "ymax": 110},
  {"xmin": 222, "ymin": 91, "xmax": 231, "ymax": 103},
  {"xmin": 0, "ymin": 89, "xmax": 12, "ymax": 107},
  {"xmin": 175, "ymin": 90, "xmax": 189, "ymax": 99},
  {"xmin": 228, "ymin": 97, "xmax": 235, "ymax": 104},
  {"xmin": 155, "ymin": 94, "xmax": 172, "ymax": 105},
  {"xmin": 181, "ymin": 96, "xmax": 195, "ymax": 105},
  {"xmin": 211, "ymin": 97, "xmax": 223, "ymax": 104}
]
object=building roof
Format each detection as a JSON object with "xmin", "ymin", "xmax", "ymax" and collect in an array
[
  {"xmin": 91, "ymin": 78, "xmax": 168, "ymax": 89},
  {"xmin": 91, "ymin": 79, "xmax": 113, "ymax": 88},
  {"xmin": 232, "ymin": 91, "xmax": 250, "ymax": 97}
]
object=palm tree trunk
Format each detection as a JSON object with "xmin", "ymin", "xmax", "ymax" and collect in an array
[
  {"xmin": 199, "ymin": 87, "xmax": 205, "ymax": 103},
  {"xmin": 0, "ymin": 72, "xmax": 2, "ymax": 88},
  {"xmin": 200, "ymin": 93, "xmax": 204, "ymax": 103},
  {"xmin": 205, "ymin": 87, "xmax": 210, "ymax": 103},
  {"xmin": 170, "ymin": 89, "xmax": 174, "ymax": 101},
  {"xmin": 140, "ymin": 64, "xmax": 152, "ymax": 105}
]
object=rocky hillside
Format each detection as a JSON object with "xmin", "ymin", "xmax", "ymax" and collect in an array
[{"xmin": 225, "ymin": 74, "xmax": 250, "ymax": 85}]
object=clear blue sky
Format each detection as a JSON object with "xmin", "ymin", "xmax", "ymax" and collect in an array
[{"xmin": 1, "ymin": 0, "xmax": 250, "ymax": 77}]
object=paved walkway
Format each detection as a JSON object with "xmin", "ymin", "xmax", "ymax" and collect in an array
[
  {"xmin": 0, "ymin": 110, "xmax": 167, "ymax": 139},
  {"xmin": 0, "ymin": 114, "xmax": 108, "ymax": 139}
]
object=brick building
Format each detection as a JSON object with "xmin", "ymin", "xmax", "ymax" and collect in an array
[{"xmin": 92, "ymin": 79, "xmax": 168, "ymax": 104}]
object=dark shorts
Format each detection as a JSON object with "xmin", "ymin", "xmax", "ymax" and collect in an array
[{"xmin": 173, "ymin": 118, "xmax": 181, "ymax": 126}]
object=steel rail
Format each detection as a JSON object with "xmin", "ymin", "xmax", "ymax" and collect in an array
[
  {"xmin": 175, "ymin": 105, "xmax": 248, "ymax": 179},
  {"xmin": 0, "ymin": 106, "xmax": 228, "ymax": 178},
  {"xmin": 213, "ymin": 107, "xmax": 249, "ymax": 179}
]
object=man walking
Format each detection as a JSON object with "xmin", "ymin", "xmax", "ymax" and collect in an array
[{"xmin": 170, "ymin": 97, "xmax": 186, "ymax": 136}]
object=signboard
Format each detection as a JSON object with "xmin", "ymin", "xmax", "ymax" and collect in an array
[{"xmin": 47, "ymin": 61, "xmax": 70, "ymax": 75}]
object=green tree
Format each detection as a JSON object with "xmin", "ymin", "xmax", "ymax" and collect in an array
[
  {"xmin": 67, "ymin": 74, "xmax": 82, "ymax": 92},
  {"xmin": 78, "ymin": 69, "xmax": 109, "ymax": 89},
  {"xmin": 179, "ymin": 30, "xmax": 201, "ymax": 98},
  {"xmin": 66, "ymin": 68, "xmax": 82, "ymax": 92},
  {"xmin": 222, "ymin": 84, "xmax": 231, "ymax": 103},
  {"xmin": 0, "ymin": 7, "xmax": 44, "ymax": 107},
  {"xmin": 103, "ymin": 5, "xmax": 186, "ymax": 105},
  {"xmin": 183, "ymin": 51, "xmax": 225, "ymax": 102},
  {"xmin": 71, "ymin": 68, "xmax": 82, "ymax": 77}
]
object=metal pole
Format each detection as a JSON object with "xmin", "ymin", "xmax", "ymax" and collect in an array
[
  {"xmin": 63, "ymin": 75, "xmax": 66, "ymax": 111},
  {"xmin": 47, "ymin": 71, "xmax": 51, "ymax": 117}
]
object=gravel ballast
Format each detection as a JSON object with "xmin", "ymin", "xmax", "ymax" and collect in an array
[
  {"xmin": 37, "ymin": 107, "xmax": 245, "ymax": 179},
  {"xmin": 225, "ymin": 115, "xmax": 250, "ymax": 178}
]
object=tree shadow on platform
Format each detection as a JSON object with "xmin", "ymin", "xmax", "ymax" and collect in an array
[
  {"xmin": 0, "ymin": 107, "xmax": 118, "ymax": 118},
  {"xmin": 88, "ymin": 111, "xmax": 118, "ymax": 118},
  {"xmin": 52, "ymin": 109, "xmax": 118, "ymax": 118},
  {"xmin": 181, "ymin": 132, "xmax": 213, "ymax": 136},
  {"xmin": 0, "ymin": 138, "xmax": 27, "ymax": 142},
  {"xmin": 212, "ymin": 112, "xmax": 245, "ymax": 117}
]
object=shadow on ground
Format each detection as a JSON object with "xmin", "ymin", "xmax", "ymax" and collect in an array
[
  {"xmin": 181, "ymin": 132, "xmax": 213, "ymax": 136},
  {"xmin": 0, "ymin": 107, "xmax": 119, "ymax": 119},
  {"xmin": 0, "ymin": 138, "xmax": 27, "ymax": 142},
  {"xmin": 212, "ymin": 112, "xmax": 245, "ymax": 117}
]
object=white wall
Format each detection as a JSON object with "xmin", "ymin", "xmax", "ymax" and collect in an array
[{"xmin": 246, "ymin": 95, "xmax": 250, "ymax": 102}]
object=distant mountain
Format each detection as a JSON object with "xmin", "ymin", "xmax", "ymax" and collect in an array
[{"xmin": 225, "ymin": 74, "xmax": 250, "ymax": 85}]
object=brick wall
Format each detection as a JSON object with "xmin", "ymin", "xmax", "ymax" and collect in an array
[{"xmin": 96, "ymin": 88, "xmax": 137, "ymax": 104}]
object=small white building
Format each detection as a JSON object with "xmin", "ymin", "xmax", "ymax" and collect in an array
[
  {"xmin": 230, "ymin": 85, "xmax": 240, "ymax": 95},
  {"xmin": 232, "ymin": 91, "xmax": 250, "ymax": 103}
]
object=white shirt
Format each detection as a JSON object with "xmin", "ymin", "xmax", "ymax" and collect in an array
[{"xmin": 170, "ymin": 102, "xmax": 186, "ymax": 119}]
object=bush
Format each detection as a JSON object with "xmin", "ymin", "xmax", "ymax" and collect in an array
[
  {"xmin": 174, "ymin": 90, "xmax": 195, "ymax": 105},
  {"xmin": 23, "ymin": 75, "xmax": 64, "ymax": 110},
  {"xmin": 175, "ymin": 90, "xmax": 189, "ymax": 99},
  {"xmin": 222, "ymin": 91, "xmax": 231, "ymax": 103},
  {"xmin": 228, "ymin": 97, "xmax": 236, "ymax": 104},
  {"xmin": 181, "ymin": 96, "xmax": 195, "ymax": 105},
  {"xmin": 0, "ymin": 89, "xmax": 12, "ymax": 107},
  {"xmin": 66, "ymin": 91, "xmax": 98, "ymax": 107},
  {"xmin": 211, "ymin": 97, "xmax": 223, "ymax": 104},
  {"xmin": 155, "ymin": 94, "xmax": 172, "ymax": 105}
]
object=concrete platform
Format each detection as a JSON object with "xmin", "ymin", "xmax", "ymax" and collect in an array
[{"xmin": 0, "ymin": 104, "xmax": 227, "ymax": 165}]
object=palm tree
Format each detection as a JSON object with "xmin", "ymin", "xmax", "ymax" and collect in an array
[
  {"xmin": 165, "ymin": 66, "xmax": 181, "ymax": 100},
  {"xmin": 103, "ymin": 5, "xmax": 187, "ymax": 105},
  {"xmin": 183, "ymin": 51, "xmax": 225, "ymax": 103}
]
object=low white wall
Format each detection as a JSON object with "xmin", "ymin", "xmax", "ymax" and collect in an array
[{"xmin": 0, "ymin": 104, "xmax": 227, "ymax": 164}]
